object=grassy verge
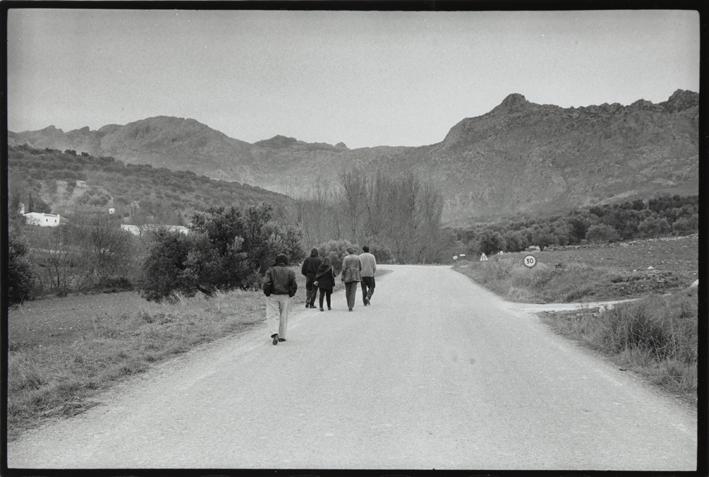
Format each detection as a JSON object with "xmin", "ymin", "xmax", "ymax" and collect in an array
[
  {"xmin": 453, "ymin": 236, "xmax": 697, "ymax": 303},
  {"xmin": 8, "ymin": 289, "xmax": 267, "ymax": 440},
  {"xmin": 539, "ymin": 288, "xmax": 697, "ymax": 406},
  {"xmin": 7, "ymin": 265, "xmax": 384, "ymax": 439}
]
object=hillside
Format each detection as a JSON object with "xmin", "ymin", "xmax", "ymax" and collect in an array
[
  {"xmin": 9, "ymin": 90, "xmax": 698, "ymax": 223},
  {"xmin": 7, "ymin": 145, "xmax": 292, "ymax": 224}
]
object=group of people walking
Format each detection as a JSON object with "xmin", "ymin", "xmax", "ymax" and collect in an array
[{"xmin": 263, "ymin": 246, "xmax": 377, "ymax": 345}]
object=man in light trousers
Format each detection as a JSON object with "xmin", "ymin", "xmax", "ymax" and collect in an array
[
  {"xmin": 263, "ymin": 254, "xmax": 298, "ymax": 345},
  {"xmin": 341, "ymin": 248, "xmax": 362, "ymax": 312},
  {"xmin": 359, "ymin": 245, "xmax": 377, "ymax": 306}
]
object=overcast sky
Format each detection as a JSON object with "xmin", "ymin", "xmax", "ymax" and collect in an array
[{"xmin": 7, "ymin": 9, "xmax": 699, "ymax": 148}]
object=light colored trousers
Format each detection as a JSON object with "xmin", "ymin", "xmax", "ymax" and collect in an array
[
  {"xmin": 266, "ymin": 294, "xmax": 291, "ymax": 339},
  {"xmin": 345, "ymin": 282, "xmax": 358, "ymax": 310}
]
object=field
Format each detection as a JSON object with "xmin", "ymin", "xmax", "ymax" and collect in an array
[
  {"xmin": 7, "ymin": 266, "xmax": 365, "ymax": 439},
  {"xmin": 453, "ymin": 235, "xmax": 697, "ymax": 303}
]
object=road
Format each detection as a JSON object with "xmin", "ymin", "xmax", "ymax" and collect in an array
[{"xmin": 8, "ymin": 265, "xmax": 697, "ymax": 470}]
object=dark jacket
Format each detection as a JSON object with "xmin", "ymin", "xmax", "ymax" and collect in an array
[
  {"xmin": 301, "ymin": 256, "xmax": 322, "ymax": 279},
  {"xmin": 264, "ymin": 265, "xmax": 298, "ymax": 296},
  {"xmin": 315, "ymin": 265, "xmax": 335, "ymax": 291}
]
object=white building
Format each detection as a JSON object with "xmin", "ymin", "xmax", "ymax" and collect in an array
[
  {"xmin": 120, "ymin": 224, "xmax": 189, "ymax": 237},
  {"xmin": 23, "ymin": 212, "xmax": 61, "ymax": 227},
  {"xmin": 120, "ymin": 224, "xmax": 141, "ymax": 236}
]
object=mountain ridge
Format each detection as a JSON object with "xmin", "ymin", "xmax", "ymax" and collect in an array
[{"xmin": 9, "ymin": 90, "xmax": 698, "ymax": 223}]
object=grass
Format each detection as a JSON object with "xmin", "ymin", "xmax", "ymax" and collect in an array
[
  {"xmin": 539, "ymin": 287, "xmax": 698, "ymax": 406},
  {"xmin": 453, "ymin": 235, "xmax": 697, "ymax": 303},
  {"xmin": 7, "ymin": 264, "xmax": 383, "ymax": 439},
  {"xmin": 8, "ymin": 289, "xmax": 267, "ymax": 439}
]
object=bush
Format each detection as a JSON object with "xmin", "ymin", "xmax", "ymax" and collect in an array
[
  {"xmin": 585, "ymin": 224, "xmax": 621, "ymax": 243},
  {"xmin": 8, "ymin": 237, "xmax": 34, "ymax": 304},
  {"xmin": 141, "ymin": 205, "xmax": 305, "ymax": 301},
  {"xmin": 317, "ymin": 239, "xmax": 360, "ymax": 274},
  {"xmin": 597, "ymin": 291, "xmax": 697, "ymax": 361},
  {"xmin": 638, "ymin": 217, "xmax": 671, "ymax": 238},
  {"xmin": 474, "ymin": 230, "xmax": 506, "ymax": 255},
  {"xmin": 672, "ymin": 215, "xmax": 698, "ymax": 236},
  {"xmin": 368, "ymin": 244, "xmax": 394, "ymax": 264},
  {"xmin": 141, "ymin": 230, "xmax": 193, "ymax": 301},
  {"xmin": 503, "ymin": 231, "xmax": 528, "ymax": 252}
]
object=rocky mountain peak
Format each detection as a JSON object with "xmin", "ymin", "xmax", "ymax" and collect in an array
[
  {"xmin": 494, "ymin": 93, "xmax": 530, "ymax": 112},
  {"xmin": 662, "ymin": 89, "xmax": 699, "ymax": 112},
  {"xmin": 254, "ymin": 135, "xmax": 299, "ymax": 148}
]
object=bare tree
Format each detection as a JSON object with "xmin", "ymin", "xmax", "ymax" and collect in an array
[{"xmin": 339, "ymin": 169, "xmax": 368, "ymax": 242}]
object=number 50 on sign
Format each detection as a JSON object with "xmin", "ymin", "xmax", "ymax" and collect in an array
[{"xmin": 523, "ymin": 255, "xmax": 537, "ymax": 268}]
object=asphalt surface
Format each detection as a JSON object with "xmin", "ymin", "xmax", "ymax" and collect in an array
[{"xmin": 8, "ymin": 265, "xmax": 697, "ymax": 470}]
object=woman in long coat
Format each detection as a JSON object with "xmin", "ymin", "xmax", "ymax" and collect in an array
[
  {"xmin": 314, "ymin": 257, "xmax": 335, "ymax": 311},
  {"xmin": 340, "ymin": 248, "xmax": 362, "ymax": 311}
]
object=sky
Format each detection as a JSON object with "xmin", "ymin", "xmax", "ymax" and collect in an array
[{"xmin": 7, "ymin": 9, "xmax": 700, "ymax": 149}]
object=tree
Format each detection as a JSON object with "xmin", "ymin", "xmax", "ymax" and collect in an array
[
  {"xmin": 585, "ymin": 224, "xmax": 621, "ymax": 243},
  {"xmin": 503, "ymin": 230, "xmax": 528, "ymax": 252},
  {"xmin": 339, "ymin": 170, "xmax": 368, "ymax": 242},
  {"xmin": 142, "ymin": 204, "xmax": 305, "ymax": 301},
  {"xmin": 8, "ymin": 237, "xmax": 34, "ymax": 304},
  {"xmin": 141, "ymin": 229, "xmax": 193, "ymax": 301},
  {"xmin": 638, "ymin": 217, "xmax": 671, "ymax": 238},
  {"xmin": 40, "ymin": 226, "xmax": 75, "ymax": 295},
  {"xmin": 78, "ymin": 215, "xmax": 134, "ymax": 285},
  {"xmin": 566, "ymin": 215, "xmax": 590, "ymax": 244},
  {"xmin": 672, "ymin": 215, "xmax": 698, "ymax": 236},
  {"xmin": 477, "ymin": 229, "xmax": 507, "ymax": 255}
]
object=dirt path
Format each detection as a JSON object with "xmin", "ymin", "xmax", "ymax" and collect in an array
[{"xmin": 8, "ymin": 265, "xmax": 696, "ymax": 470}]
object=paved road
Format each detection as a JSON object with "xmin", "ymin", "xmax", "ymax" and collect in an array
[{"xmin": 8, "ymin": 265, "xmax": 697, "ymax": 470}]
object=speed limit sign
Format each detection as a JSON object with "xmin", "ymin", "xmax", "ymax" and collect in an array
[{"xmin": 523, "ymin": 255, "xmax": 537, "ymax": 268}]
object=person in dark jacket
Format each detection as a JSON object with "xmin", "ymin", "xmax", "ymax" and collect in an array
[
  {"xmin": 301, "ymin": 248, "xmax": 322, "ymax": 308},
  {"xmin": 340, "ymin": 248, "xmax": 362, "ymax": 311},
  {"xmin": 263, "ymin": 254, "xmax": 298, "ymax": 345},
  {"xmin": 314, "ymin": 257, "xmax": 335, "ymax": 311}
]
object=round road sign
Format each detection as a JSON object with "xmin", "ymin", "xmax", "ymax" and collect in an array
[{"xmin": 523, "ymin": 255, "xmax": 537, "ymax": 268}]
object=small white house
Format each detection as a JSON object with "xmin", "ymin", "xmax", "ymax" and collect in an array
[
  {"xmin": 480, "ymin": 253, "xmax": 488, "ymax": 262},
  {"xmin": 24, "ymin": 212, "xmax": 61, "ymax": 227},
  {"xmin": 120, "ymin": 224, "xmax": 141, "ymax": 236},
  {"xmin": 120, "ymin": 224, "xmax": 189, "ymax": 237}
]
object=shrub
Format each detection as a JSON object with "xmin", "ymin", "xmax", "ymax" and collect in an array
[
  {"xmin": 141, "ymin": 230, "xmax": 193, "ymax": 301},
  {"xmin": 672, "ymin": 215, "xmax": 698, "ymax": 236},
  {"xmin": 368, "ymin": 244, "xmax": 394, "ymax": 264},
  {"xmin": 585, "ymin": 224, "xmax": 621, "ymax": 243},
  {"xmin": 476, "ymin": 230, "xmax": 506, "ymax": 255},
  {"xmin": 638, "ymin": 217, "xmax": 671, "ymax": 238},
  {"xmin": 8, "ymin": 237, "xmax": 34, "ymax": 304},
  {"xmin": 317, "ymin": 239, "xmax": 360, "ymax": 274},
  {"xmin": 180, "ymin": 232, "xmax": 250, "ymax": 294},
  {"xmin": 591, "ymin": 290, "xmax": 697, "ymax": 362},
  {"xmin": 141, "ymin": 205, "xmax": 305, "ymax": 300},
  {"xmin": 503, "ymin": 231, "xmax": 528, "ymax": 252}
]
